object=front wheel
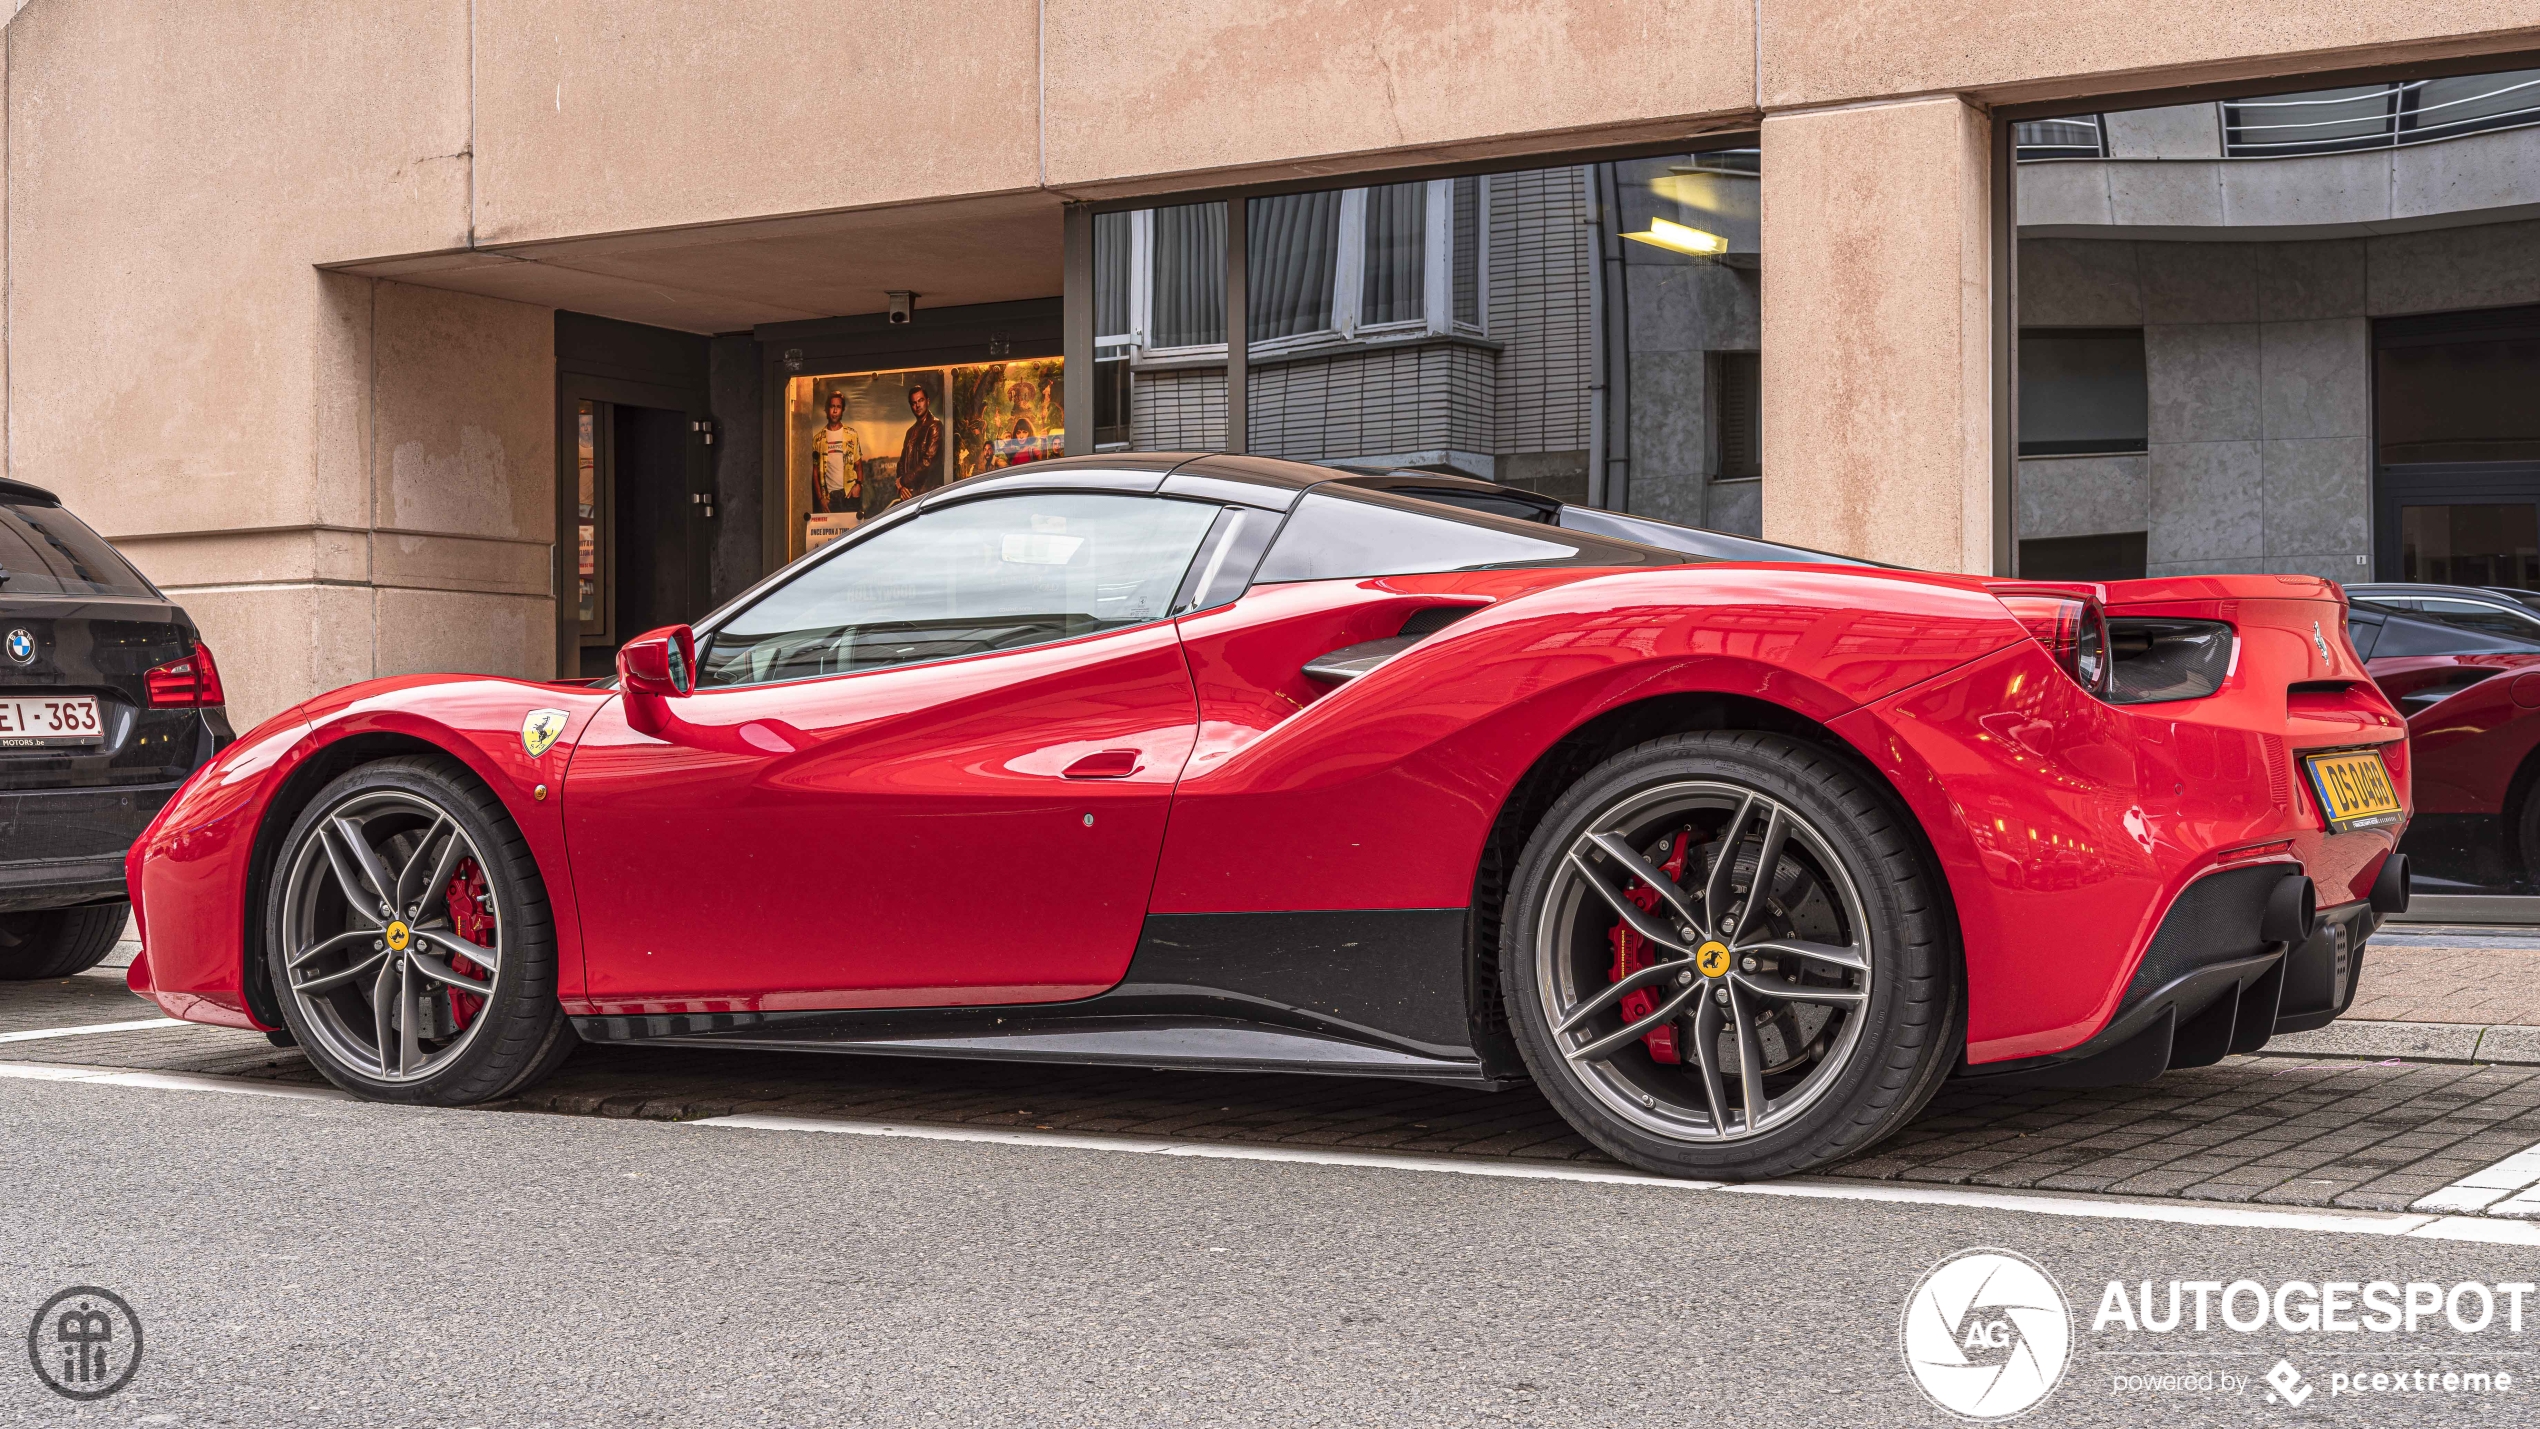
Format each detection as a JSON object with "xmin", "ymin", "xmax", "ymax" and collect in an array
[
  {"xmin": 1502, "ymin": 731, "xmax": 1962, "ymax": 1180},
  {"xmin": 264, "ymin": 756, "xmax": 575, "ymax": 1104}
]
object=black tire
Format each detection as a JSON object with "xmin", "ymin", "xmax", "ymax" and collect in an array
[
  {"xmin": 1501, "ymin": 731, "xmax": 1962, "ymax": 1180},
  {"xmin": 264, "ymin": 755, "xmax": 576, "ymax": 1105},
  {"xmin": 0, "ymin": 902, "xmax": 129, "ymax": 980}
]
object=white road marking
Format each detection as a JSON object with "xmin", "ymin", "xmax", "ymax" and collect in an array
[
  {"xmin": 11, "ymin": 1060, "xmax": 2539, "ymax": 1244},
  {"xmin": 695, "ymin": 1112, "xmax": 2520, "ymax": 1244},
  {"xmin": 2412, "ymin": 1138, "xmax": 2540, "ymax": 1215},
  {"xmin": 0, "ymin": 1017, "xmax": 184, "ymax": 1044},
  {"xmin": 0, "ymin": 1060, "xmax": 350, "ymax": 1101}
]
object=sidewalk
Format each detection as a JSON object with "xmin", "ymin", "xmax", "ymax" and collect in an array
[{"xmin": 2270, "ymin": 924, "xmax": 2540, "ymax": 1064}]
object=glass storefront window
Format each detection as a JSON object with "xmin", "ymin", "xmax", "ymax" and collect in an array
[
  {"xmin": 2017, "ymin": 330, "xmax": 2147, "ymax": 457},
  {"xmin": 2014, "ymin": 63, "xmax": 2540, "ymax": 898},
  {"xmin": 1149, "ymin": 203, "xmax": 1226, "ymax": 349},
  {"xmin": 1085, "ymin": 144, "xmax": 1763, "ymax": 532},
  {"xmin": 1092, "ymin": 202, "xmax": 1228, "ymax": 450},
  {"xmin": 781, "ymin": 359, "xmax": 1064, "ymax": 560},
  {"xmin": 2398, "ymin": 504, "xmax": 2540, "ymax": 588}
]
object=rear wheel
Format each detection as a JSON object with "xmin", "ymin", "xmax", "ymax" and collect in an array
[
  {"xmin": 0, "ymin": 902, "xmax": 127, "ymax": 980},
  {"xmin": 1502, "ymin": 731, "xmax": 1961, "ymax": 1180},
  {"xmin": 264, "ymin": 756, "xmax": 575, "ymax": 1104}
]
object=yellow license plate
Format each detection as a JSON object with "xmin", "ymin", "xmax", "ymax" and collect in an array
[{"xmin": 2305, "ymin": 749, "xmax": 2403, "ymax": 832}]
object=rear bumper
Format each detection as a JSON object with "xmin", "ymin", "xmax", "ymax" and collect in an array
[
  {"xmin": 0, "ymin": 856, "xmax": 128, "ymax": 911},
  {"xmin": 1958, "ymin": 875, "xmax": 2374, "ymax": 1088},
  {"xmin": 0, "ymin": 780, "xmax": 179, "ymax": 910}
]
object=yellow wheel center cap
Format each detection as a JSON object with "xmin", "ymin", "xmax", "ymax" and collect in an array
[
  {"xmin": 383, "ymin": 921, "xmax": 412, "ymax": 953},
  {"xmin": 1695, "ymin": 940, "xmax": 1732, "ymax": 978}
]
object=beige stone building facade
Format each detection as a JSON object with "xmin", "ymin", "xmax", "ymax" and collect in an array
[{"xmin": 5, "ymin": 1, "xmax": 2539, "ymax": 729}]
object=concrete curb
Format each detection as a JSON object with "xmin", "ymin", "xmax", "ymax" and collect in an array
[{"xmin": 2262, "ymin": 1019, "xmax": 2540, "ymax": 1065}]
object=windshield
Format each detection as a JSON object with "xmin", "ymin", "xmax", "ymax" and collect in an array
[{"xmin": 0, "ymin": 499, "xmax": 155, "ymax": 598}]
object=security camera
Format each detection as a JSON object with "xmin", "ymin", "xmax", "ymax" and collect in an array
[{"xmin": 887, "ymin": 291, "xmax": 916, "ymax": 325}]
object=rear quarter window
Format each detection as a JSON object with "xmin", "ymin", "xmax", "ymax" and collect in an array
[
  {"xmin": 1252, "ymin": 488, "xmax": 1685, "ymax": 584},
  {"xmin": 0, "ymin": 500, "xmax": 155, "ymax": 598}
]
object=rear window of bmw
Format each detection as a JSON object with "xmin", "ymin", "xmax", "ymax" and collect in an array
[{"xmin": 0, "ymin": 499, "xmax": 155, "ymax": 598}]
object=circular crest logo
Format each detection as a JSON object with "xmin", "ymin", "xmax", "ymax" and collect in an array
[
  {"xmin": 25, "ymin": 1286, "xmax": 142, "ymax": 1401},
  {"xmin": 4, "ymin": 629, "xmax": 33, "ymax": 665},
  {"xmin": 1900, "ymin": 1248, "xmax": 2070, "ymax": 1420}
]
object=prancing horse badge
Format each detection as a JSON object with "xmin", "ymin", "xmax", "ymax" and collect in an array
[{"xmin": 520, "ymin": 708, "xmax": 570, "ymax": 760}]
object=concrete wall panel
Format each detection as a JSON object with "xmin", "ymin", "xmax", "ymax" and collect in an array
[
  {"xmin": 370, "ymin": 282, "xmax": 555, "ymax": 545},
  {"xmin": 2369, "ymin": 217, "xmax": 2540, "ymax": 314},
  {"xmin": 2016, "ymin": 454, "xmax": 2147, "ymax": 540},
  {"xmin": 1043, "ymin": 0, "xmax": 1754, "ymax": 190},
  {"xmin": 1763, "ymin": 1, "xmax": 2540, "ymax": 110},
  {"xmin": 374, "ymin": 588, "xmax": 555, "ymax": 682},
  {"xmin": 7, "ymin": 1, "xmax": 471, "ymax": 536},
  {"xmin": 1759, "ymin": 97, "xmax": 1991, "ymax": 572},
  {"xmin": 169, "ymin": 585, "xmax": 375, "ymax": 731},
  {"xmin": 471, "ymin": 0, "xmax": 1042, "ymax": 244}
]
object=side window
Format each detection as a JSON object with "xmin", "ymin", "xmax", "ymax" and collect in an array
[
  {"xmin": 699, "ymin": 493, "xmax": 1220, "ymax": 688},
  {"xmin": 1251, "ymin": 489, "xmax": 1681, "ymax": 584},
  {"xmin": 2416, "ymin": 599, "xmax": 2540, "ymax": 640}
]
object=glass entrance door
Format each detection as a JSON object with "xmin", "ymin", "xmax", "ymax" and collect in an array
[{"xmin": 575, "ymin": 398, "xmax": 708, "ymax": 677}]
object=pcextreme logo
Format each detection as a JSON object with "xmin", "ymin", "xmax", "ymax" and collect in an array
[{"xmin": 1902, "ymin": 1248, "xmax": 2073, "ymax": 1420}]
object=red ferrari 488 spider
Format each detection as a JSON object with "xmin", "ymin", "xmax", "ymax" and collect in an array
[{"xmin": 127, "ymin": 454, "xmax": 2411, "ymax": 1179}]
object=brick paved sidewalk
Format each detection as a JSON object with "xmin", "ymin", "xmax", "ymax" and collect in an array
[{"xmin": 2346, "ymin": 930, "xmax": 2540, "ymax": 1025}]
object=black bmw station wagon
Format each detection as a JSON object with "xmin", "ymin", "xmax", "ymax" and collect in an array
[{"xmin": 0, "ymin": 478, "xmax": 228, "ymax": 979}]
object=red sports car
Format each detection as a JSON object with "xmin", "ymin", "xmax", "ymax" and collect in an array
[
  {"xmin": 2347, "ymin": 593, "xmax": 2540, "ymax": 888},
  {"xmin": 126, "ymin": 454, "xmax": 2411, "ymax": 1179}
]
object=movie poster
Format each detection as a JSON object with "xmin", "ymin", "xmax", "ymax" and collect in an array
[
  {"xmin": 785, "ymin": 358, "xmax": 1065, "ymax": 559},
  {"xmin": 785, "ymin": 367, "xmax": 948, "ymax": 556},
  {"xmin": 952, "ymin": 359, "xmax": 1065, "ymax": 478}
]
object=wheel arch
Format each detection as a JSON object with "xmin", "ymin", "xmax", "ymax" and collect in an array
[
  {"xmin": 1464, "ymin": 690, "xmax": 1954, "ymax": 1074},
  {"xmin": 238, "ymin": 731, "xmax": 477, "ymax": 1027}
]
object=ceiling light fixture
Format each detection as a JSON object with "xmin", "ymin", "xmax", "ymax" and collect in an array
[{"xmin": 1622, "ymin": 217, "xmax": 1730, "ymax": 256}]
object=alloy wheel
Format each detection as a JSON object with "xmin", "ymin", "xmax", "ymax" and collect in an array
[
  {"xmin": 1533, "ymin": 779, "xmax": 1873, "ymax": 1142},
  {"xmin": 277, "ymin": 789, "xmax": 503, "ymax": 1083}
]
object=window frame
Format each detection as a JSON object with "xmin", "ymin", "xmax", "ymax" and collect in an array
[
  {"xmin": 689, "ymin": 486, "xmax": 1233, "ymax": 695},
  {"xmin": 1104, "ymin": 178, "xmax": 1490, "ymax": 364}
]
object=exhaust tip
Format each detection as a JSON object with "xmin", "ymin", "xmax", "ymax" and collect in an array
[
  {"xmin": 2263, "ymin": 874, "xmax": 2318, "ymax": 945},
  {"xmin": 2371, "ymin": 852, "xmax": 2411, "ymax": 915}
]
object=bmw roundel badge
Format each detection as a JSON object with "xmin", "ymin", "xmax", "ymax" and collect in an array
[{"xmin": 3, "ymin": 629, "xmax": 32, "ymax": 665}]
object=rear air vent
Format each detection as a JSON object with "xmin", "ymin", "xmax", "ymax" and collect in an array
[{"xmin": 1397, "ymin": 605, "xmax": 1478, "ymax": 637}]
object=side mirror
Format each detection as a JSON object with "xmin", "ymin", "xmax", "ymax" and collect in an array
[{"xmin": 618, "ymin": 625, "xmax": 697, "ymax": 698}]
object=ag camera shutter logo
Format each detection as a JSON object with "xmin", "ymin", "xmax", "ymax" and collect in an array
[{"xmin": 1901, "ymin": 1248, "xmax": 2072, "ymax": 1420}]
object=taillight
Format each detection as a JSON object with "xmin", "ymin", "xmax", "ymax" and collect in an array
[
  {"xmin": 145, "ymin": 642, "xmax": 225, "ymax": 707},
  {"xmin": 1998, "ymin": 594, "xmax": 2107, "ymax": 694},
  {"xmin": 2104, "ymin": 618, "xmax": 2235, "ymax": 704}
]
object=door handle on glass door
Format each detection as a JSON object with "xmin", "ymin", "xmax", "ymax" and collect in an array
[{"xmin": 1062, "ymin": 749, "xmax": 1143, "ymax": 779}]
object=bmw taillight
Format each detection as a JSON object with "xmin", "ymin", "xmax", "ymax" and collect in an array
[
  {"xmin": 145, "ymin": 642, "xmax": 225, "ymax": 708},
  {"xmin": 1997, "ymin": 594, "xmax": 2107, "ymax": 694}
]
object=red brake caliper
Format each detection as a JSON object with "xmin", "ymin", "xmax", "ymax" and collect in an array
[
  {"xmin": 441, "ymin": 858, "xmax": 494, "ymax": 1029},
  {"xmin": 1607, "ymin": 831, "xmax": 1694, "ymax": 1064}
]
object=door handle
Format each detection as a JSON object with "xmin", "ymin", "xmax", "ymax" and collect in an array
[{"xmin": 1062, "ymin": 749, "xmax": 1143, "ymax": 779}]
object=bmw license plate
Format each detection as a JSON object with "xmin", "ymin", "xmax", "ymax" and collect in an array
[
  {"xmin": 2304, "ymin": 748, "xmax": 2402, "ymax": 833},
  {"xmin": 0, "ymin": 695, "xmax": 103, "ymax": 748}
]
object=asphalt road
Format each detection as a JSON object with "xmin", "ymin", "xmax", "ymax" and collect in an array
[{"xmin": 6, "ymin": 1075, "xmax": 2540, "ymax": 1427}]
